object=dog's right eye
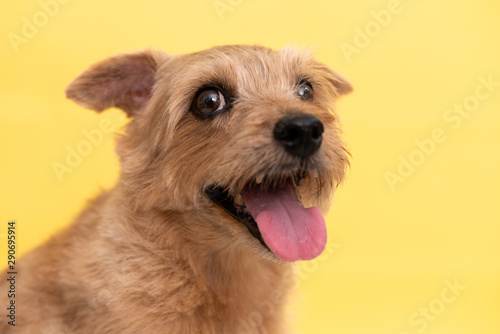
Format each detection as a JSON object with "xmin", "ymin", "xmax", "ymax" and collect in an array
[{"xmin": 192, "ymin": 88, "xmax": 227, "ymax": 117}]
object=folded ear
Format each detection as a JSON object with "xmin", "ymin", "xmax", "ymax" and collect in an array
[
  {"xmin": 327, "ymin": 68, "xmax": 353, "ymax": 96},
  {"xmin": 66, "ymin": 50, "xmax": 168, "ymax": 115}
]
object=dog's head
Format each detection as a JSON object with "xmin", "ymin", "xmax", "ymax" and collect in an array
[{"xmin": 66, "ymin": 45, "xmax": 352, "ymax": 262}]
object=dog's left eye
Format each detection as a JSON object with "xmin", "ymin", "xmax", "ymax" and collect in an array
[
  {"xmin": 297, "ymin": 81, "xmax": 313, "ymax": 101},
  {"xmin": 194, "ymin": 88, "xmax": 226, "ymax": 116}
]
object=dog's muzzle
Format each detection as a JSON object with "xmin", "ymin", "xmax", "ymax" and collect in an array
[{"xmin": 205, "ymin": 114, "xmax": 328, "ymax": 262}]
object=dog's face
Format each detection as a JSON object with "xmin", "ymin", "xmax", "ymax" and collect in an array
[{"xmin": 66, "ymin": 45, "xmax": 351, "ymax": 262}]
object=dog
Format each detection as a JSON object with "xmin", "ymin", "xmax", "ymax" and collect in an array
[{"xmin": 1, "ymin": 45, "xmax": 352, "ymax": 333}]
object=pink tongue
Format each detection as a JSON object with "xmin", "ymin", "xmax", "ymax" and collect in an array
[{"xmin": 241, "ymin": 181, "xmax": 327, "ymax": 262}]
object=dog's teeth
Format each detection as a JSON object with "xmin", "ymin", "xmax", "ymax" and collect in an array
[
  {"xmin": 294, "ymin": 173, "xmax": 303, "ymax": 186},
  {"xmin": 311, "ymin": 170, "xmax": 319, "ymax": 178},
  {"xmin": 256, "ymin": 174, "xmax": 264, "ymax": 184},
  {"xmin": 234, "ymin": 194, "xmax": 244, "ymax": 206}
]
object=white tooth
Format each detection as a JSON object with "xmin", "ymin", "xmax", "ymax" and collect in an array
[
  {"xmin": 234, "ymin": 194, "xmax": 244, "ymax": 206},
  {"xmin": 311, "ymin": 170, "xmax": 319, "ymax": 178},
  {"xmin": 256, "ymin": 174, "xmax": 264, "ymax": 184}
]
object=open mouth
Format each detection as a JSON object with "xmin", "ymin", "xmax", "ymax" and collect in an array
[
  {"xmin": 204, "ymin": 185, "xmax": 267, "ymax": 248},
  {"xmin": 204, "ymin": 169, "xmax": 327, "ymax": 262}
]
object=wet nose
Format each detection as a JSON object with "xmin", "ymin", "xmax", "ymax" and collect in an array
[{"xmin": 273, "ymin": 114, "xmax": 324, "ymax": 159}]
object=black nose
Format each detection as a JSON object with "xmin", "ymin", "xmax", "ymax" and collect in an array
[{"xmin": 273, "ymin": 114, "xmax": 324, "ymax": 158}]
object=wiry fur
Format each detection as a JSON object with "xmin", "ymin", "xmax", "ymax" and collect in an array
[{"xmin": 0, "ymin": 45, "xmax": 351, "ymax": 333}]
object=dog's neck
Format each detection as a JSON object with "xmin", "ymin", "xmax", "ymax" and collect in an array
[{"xmin": 106, "ymin": 187, "xmax": 294, "ymax": 314}]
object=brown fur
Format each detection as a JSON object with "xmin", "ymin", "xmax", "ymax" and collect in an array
[{"xmin": 0, "ymin": 45, "xmax": 351, "ymax": 333}]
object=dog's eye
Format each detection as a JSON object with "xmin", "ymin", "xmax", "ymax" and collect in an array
[
  {"xmin": 297, "ymin": 81, "xmax": 313, "ymax": 101},
  {"xmin": 195, "ymin": 89, "xmax": 226, "ymax": 115}
]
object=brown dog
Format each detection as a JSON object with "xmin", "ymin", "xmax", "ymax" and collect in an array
[{"xmin": 1, "ymin": 45, "xmax": 352, "ymax": 333}]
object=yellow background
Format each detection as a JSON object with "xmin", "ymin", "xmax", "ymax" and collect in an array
[{"xmin": 1, "ymin": 0, "xmax": 500, "ymax": 333}]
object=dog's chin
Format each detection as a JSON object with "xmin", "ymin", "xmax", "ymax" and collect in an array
[{"xmin": 205, "ymin": 169, "xmax": 327, "ymax": 262}]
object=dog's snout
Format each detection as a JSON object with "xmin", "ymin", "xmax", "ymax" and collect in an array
[{"xmin": 273, "ymin": 114, "xmax": 324, "ymax": 158}]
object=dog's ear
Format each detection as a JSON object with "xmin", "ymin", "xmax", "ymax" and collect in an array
[
  {"xmin": 326, "ymin": 68, "xmax": 353, "ymax": 96},
  {"xmin": 66, "ymin": 50, "xmax": 167, "ymax": 115}
]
